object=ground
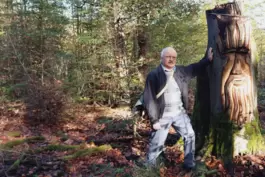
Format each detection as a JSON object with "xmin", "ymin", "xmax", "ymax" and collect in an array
[{"xmin": 1, "ymin": 96, "xmax": 265, "ymax": 177}]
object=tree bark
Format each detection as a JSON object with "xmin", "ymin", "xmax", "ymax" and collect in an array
[
  {"xmin": 193, "ymin": 2, "xmax": 263, "ymax": 171},
  {"xmin": 110, "ymin": 1, "xmax": 130, "ymax": 105}
]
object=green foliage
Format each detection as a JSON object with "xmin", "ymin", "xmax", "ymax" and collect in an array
[
  {"xmin": 148, "ymin": 0, "xmax": 207, "ymax": 65},
  {"xmin": 0, "ymin": 0, "xmax": 264, "ymax": 107},
  {"xmin": 63, "ymin": 0, "xmax": 208, "ymax": 105},
  {"xmin": 0, "ymin": 0, "xmax": 69, "ymax": 94}
]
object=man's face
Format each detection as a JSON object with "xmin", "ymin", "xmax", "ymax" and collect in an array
[{"xmin": 161, "ymin": 49, "xmax": 177, "ymax": 69}]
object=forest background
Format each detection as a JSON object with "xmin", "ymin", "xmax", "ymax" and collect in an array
[{"xmin": 1, "ymin": 0, "xmax": 265, "ymax": 176}]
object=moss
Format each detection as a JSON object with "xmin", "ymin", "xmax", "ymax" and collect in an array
[
  {"xmin": 41, "ymin": 144, "xmax": 80, "ymax": 152},
  {"xmin": 89, "ymin": 164, "xmax": 132, "ymax": 177},
  {"xmin": 7, "ymin": 153, "xmax": 25, "ymax": 172},
  {"xmin": 211, "ymin": 113, "xmax": 232, "ymax": 151},
  {"xmin": 195, "ymin": 108, "xmax": 265, "ymax": 163},
  {"xmin": 26, "ymin": 136, "xmax": 45, "ymax": 142},
  {"xmin": 244, "ymin": 114, "xmax": 265, "ymax": 154},
  {"xmin": 261, "ymin": 129, "xmax": 265, "ymax": 135},
  {"xmin": 56, "ymin": 131, "xmax": 68, "ymax": 141},
  {"xmin": 63, "ymin": 144, "xmax": 112, "ymax": 160},
  {"xmin": 202, "ymin": 144, "xmax": 214, "ymax": 161},
  {"xmin": 105, "ymin": 119, "xmax": 133, "ymax": 132},
  {"xmin": 0, "ymin": 136, "xmax": 45, "ymax": 149},
  {"xmin": 6, "ymin": 131, "xmax": 21, "ymax": 137},
  {"xmin": 208, "ymin": 112, "xmax": 235, "ymax": 166},
  {"xmin": 1, "ymin": 139, "xmax": 26, "ymax": 149},
  {"xmin": 132, "ymin": 165, "xmax": 160, "ymax": 177},
  {"xmin": 199, "ymin": 169, "xmax": 218, "ymax": 177}
]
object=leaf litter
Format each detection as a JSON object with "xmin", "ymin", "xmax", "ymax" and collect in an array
[{"xmin": 0, "ymin": 101, "xmax": 265, "ymax": 176}]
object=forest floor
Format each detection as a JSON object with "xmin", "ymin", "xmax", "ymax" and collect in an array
[{"xmin": 1, "ymin": 92, "xmax": 265, "ymax": 177}]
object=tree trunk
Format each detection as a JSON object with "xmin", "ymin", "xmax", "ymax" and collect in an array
[
  {"xmin": 111, "ymin": 1, "xmax": 130, "ymax": 105},
  {"xmin": 193, "ymin": 2, "xmax": 264, "ymax": 171}
]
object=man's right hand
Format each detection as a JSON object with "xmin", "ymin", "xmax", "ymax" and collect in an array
[{"xmin": 153, "ymin": 122, "xmax": 161, "ymax": 130}]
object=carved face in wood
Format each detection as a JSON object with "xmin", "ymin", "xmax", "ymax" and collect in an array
[
  {"xmin": 221, "ymin": 53, "xmax": 254, "ymax": 125},
  {"xmin": 216, "ymin": 15, "xmax": 254, "ymax": 125}
]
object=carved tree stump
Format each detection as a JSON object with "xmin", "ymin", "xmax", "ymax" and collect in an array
[{"xmin": 193, "ymin": 2, "xmax": 264, "ymax": 171}]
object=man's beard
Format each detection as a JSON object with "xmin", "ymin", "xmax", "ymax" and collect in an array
[{"xmin": 221, "ymin": 53, "xmax": 254, "ymax": 125}]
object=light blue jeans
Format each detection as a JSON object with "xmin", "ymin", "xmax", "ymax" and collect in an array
[{"xmin": 147, "ymin": 113, "xmax": 195, "ymax": 167}]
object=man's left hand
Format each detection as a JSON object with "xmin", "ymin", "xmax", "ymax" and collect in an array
[{"xmin": 208, "ymin": 47, "xmax": 213, "ymax": 61}]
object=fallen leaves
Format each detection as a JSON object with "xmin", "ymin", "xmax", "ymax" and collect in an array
[
  {"xmin": 1, "ymin": 102, "xmax": 265, "ymax": 176},
  {"xmin": 205, "ymin": 156, "xmax": 223, "ymax": 169},
  {"xmin": 131, "ymin": 146, "xmax": 141, "ymax": 156},
  {"xmin": 63, "ymin": 139, "xmax": 74, "ymax": 145}
]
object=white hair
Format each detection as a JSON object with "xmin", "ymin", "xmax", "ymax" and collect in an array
[{"xmin": 160, "ymin": 47, "xmax": 177, "ymax": 59}]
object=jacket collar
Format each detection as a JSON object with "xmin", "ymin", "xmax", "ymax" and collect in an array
[{"xmin": 160, "ymin": 64, "xmax": 176, "ymax": 73}]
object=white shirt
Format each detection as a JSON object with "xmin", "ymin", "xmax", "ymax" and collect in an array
[{"xmin": 161, "ymin": 64, "xmax": 185, "ymax": 117}]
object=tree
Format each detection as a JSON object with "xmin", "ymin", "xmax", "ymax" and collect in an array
[
  {"xmin": 0, "ymin": 0, "xmax": 69, "ymax": 82},
  {"xmin": 193, "ymin": 2, "xmax": 264, "ymax": 172},
  {"xmin": 64, "ymin": 0, "xmax": 207, "ymax": 106},
  {"xmin": 0, "ymin": 0, "xmax": 69, "ymax": 123}
]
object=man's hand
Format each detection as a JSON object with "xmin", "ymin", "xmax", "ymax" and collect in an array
[
  {"xmin": 153, "ymin": 122, "xmax": 161, "ymax": 130},
  {"xmin": 208, "ymin": 47, "xmax": 213, "ymax": 61}
]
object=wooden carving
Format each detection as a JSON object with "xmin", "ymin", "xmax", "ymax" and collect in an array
[
  {"xmin": 207, "ymin": 3, "xmax": 255, "ymax": 126},
  {"xmin": 221, "ymin": 53, "xmax": 253, "ymax": 125},
  {"xmin": 193, "ymin": 3, "xmax": 261, "ymax": 168}
]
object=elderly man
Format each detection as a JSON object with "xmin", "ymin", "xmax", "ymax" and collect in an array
[{"xmin": 143, "ymin": 46, "xmax": 213, "ymax": 170}]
